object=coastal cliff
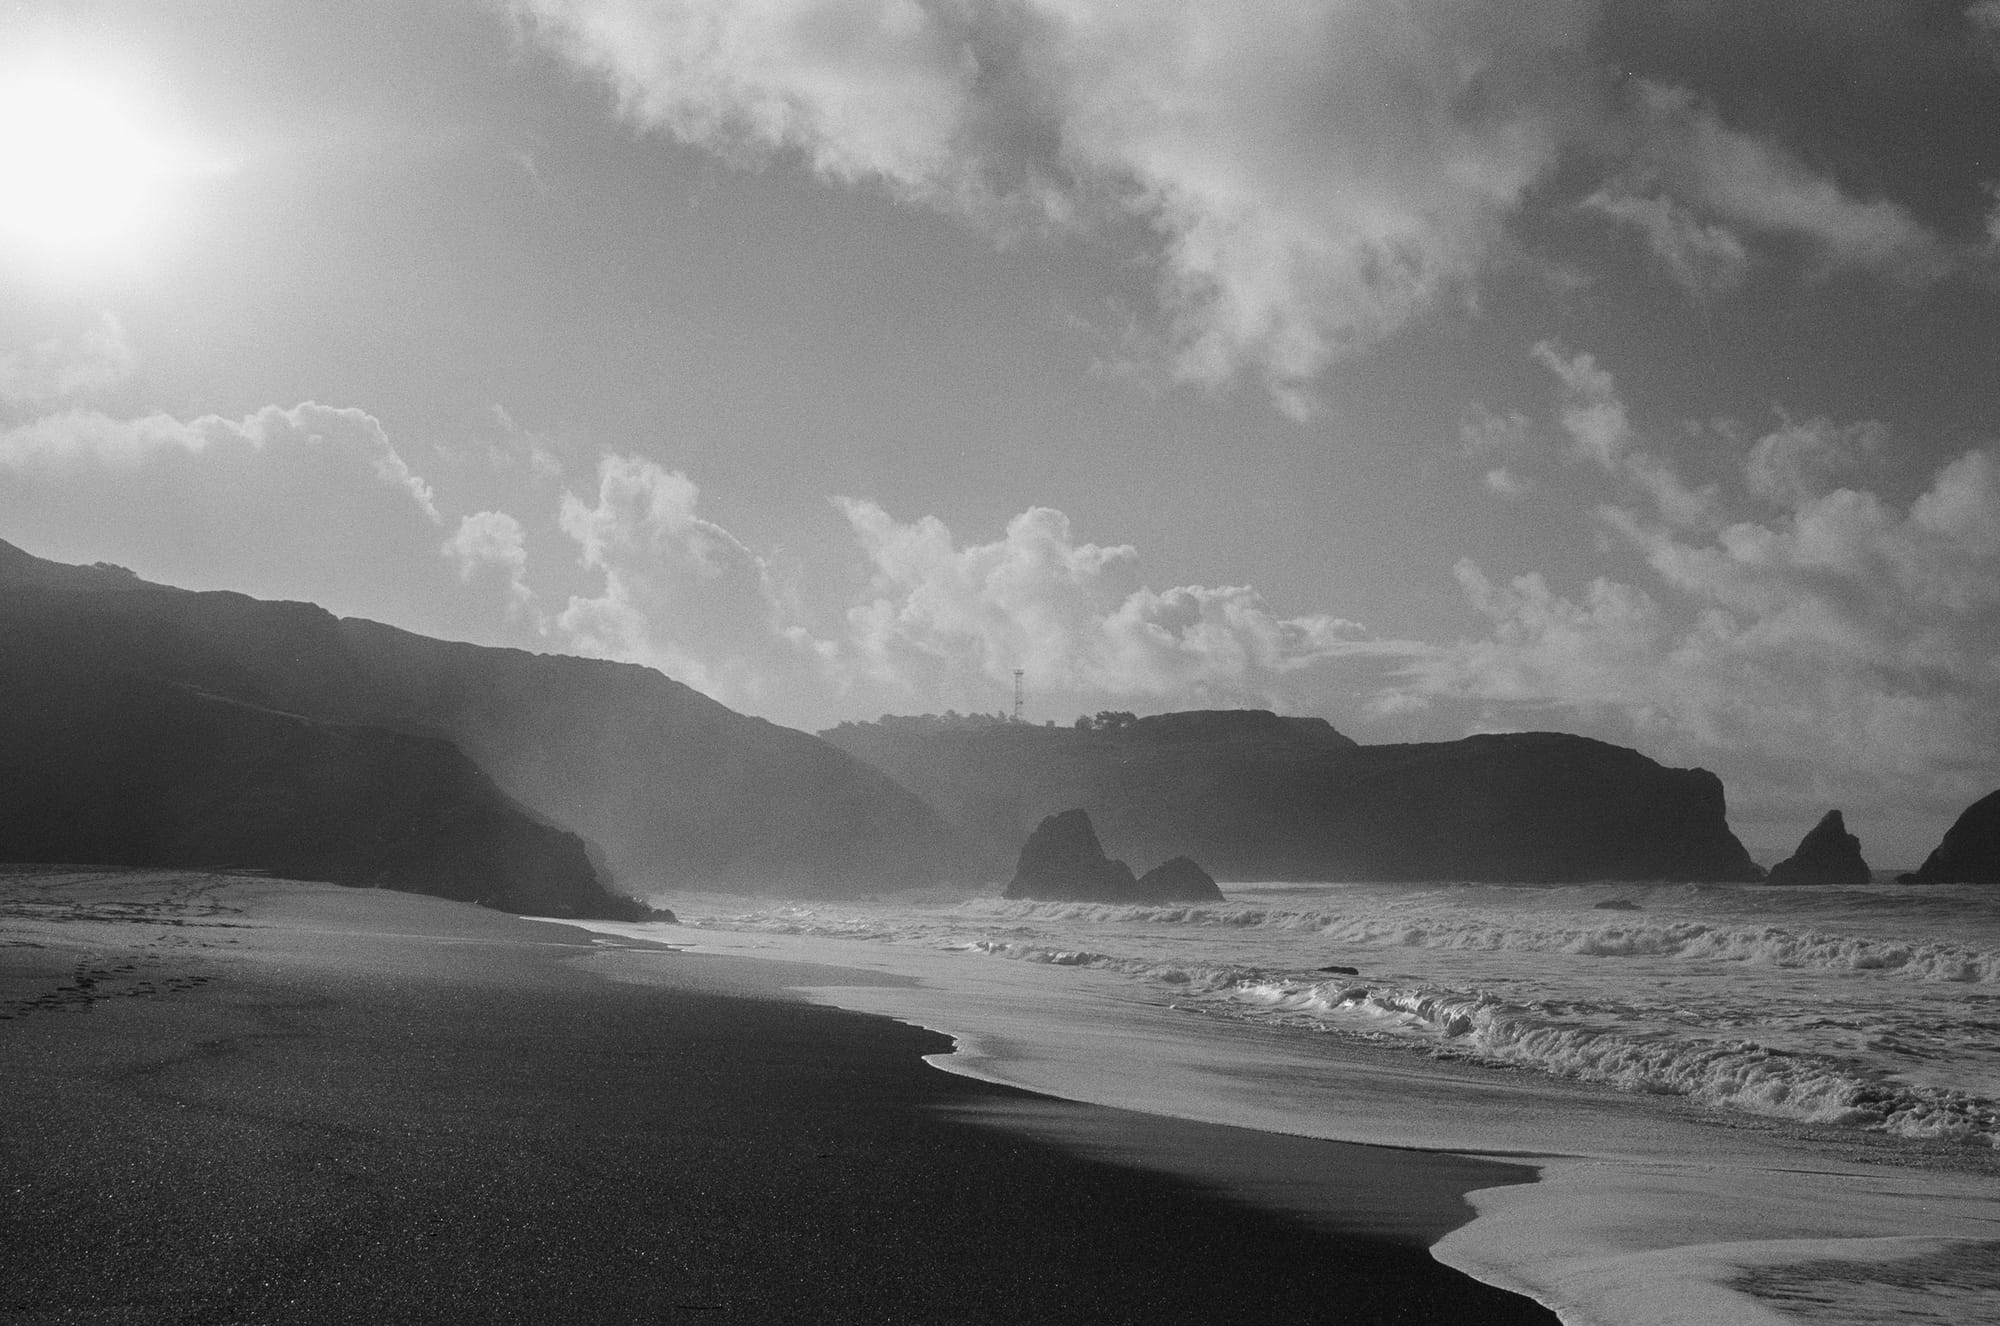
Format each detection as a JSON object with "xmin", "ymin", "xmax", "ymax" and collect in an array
[
  {"xmin": 0, "ymin": 540, "xmax": 971, "ymax": 899},
  {"xmin": 1900, "ymin": 790, "xmax": 2000, "ymax": 885},
  {"xmin": 0, "ymin": 642, "xmax": 625, "ymax": 916},
  {"xmin": 825, "ymin": 710, "xmax": 1763, "ymax": 885}
]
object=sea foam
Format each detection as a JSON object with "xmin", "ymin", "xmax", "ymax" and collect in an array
[{"xmin": 683, "ymin": 881, "xmax": 2000, "ymax": 1148}]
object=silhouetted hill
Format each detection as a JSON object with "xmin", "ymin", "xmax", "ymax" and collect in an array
[
  {"xmin": 331, "ymin": 621, "xmax": 971, "ymax": 892},
  {"xmin": 0, "ymin": 541, "xmax": 971, "ymax": 898},
  {"xmin": 822, "ymin": 710, "xmax": 1763, "ymax": 884},
  {"xmin": 0, "ymin": 608, "xmax": 621, "ymax": 916}
]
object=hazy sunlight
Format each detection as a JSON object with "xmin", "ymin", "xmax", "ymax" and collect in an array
[{"xmin": 0, "ymin": 63, "xmax": 205, "ymax": 277}]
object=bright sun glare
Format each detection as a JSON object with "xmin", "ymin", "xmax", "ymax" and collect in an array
[{"xmin": 0, "ymin": 64, "xmax": 203, "ymax": 276}]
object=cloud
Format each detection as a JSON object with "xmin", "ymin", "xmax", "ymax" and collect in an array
[
  {"xmin": 0, "ymin": 401, "xmax": 441, "ymax": 523},
  {"xmin": 1459, "ymin": 403, "xmax": 1538, "ymax": 458},
  {"xmin": 1971, "ymin": 0, "xmax": 2000, "ymax": 56},
  {"xmin": 837, "ymin": 498, "xmax": 1388, "ymax": 703},
  {"xmin": 0, "ymin": 401, "xmax": 462, "ymax": 626},
  {"xmin": 1458, "ymin": 404, "xmax": 1540, "ymax": 498},
  {"xmin": 1531, "ymin": 340, "xmax": 1630, "ymax": 468},
  {"xmin": 1742, "ymin": 416, "xmax": 1883, "ymax": 507},
  {"xmin": 510, "ymin": 0, "xmax": 1597, "ymax": 411},
  {"xmin": 1532, "ymin": 341, "xmax": 1717, "ymax": 527},
  {"xmin": 1401, "ymin": 345, "xmax": 2000, "ymax": 822},
  {"xmin": 484, "ymin": 403, "xmax": 565, "ymax": 480},
  {"xmin": 0, "ymin": 314, "xmax": 137, "ymax": 407},
  {"xmin": 1580, "ymin": 187, "xmax": 1749, "ymax": 297},
  {"xmin": 513, "ymin": 4, "xmax": 1995, "ymax": 414},
  {"xmin": 533, "ymin": 460, "xmax": 1401, "ymax": 720},
  {"xmin": 553, "ymin": 453, "xmax": 821, "ymax": 709},
  {"xmin": 444, "ymin": 510, "xmax": 534, "ymax": 614},
  {"xmin": 1594, "ymin": 81, "xmax": 1965, "ymax": 288},
  {"xmin": 0, "ymin": 408, "xmax": 206, "ymax": 467}
]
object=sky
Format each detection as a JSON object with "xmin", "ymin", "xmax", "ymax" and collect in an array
[{"xmin": 1, "ymin": 1, "xmax": 1997, "ymax": 864}]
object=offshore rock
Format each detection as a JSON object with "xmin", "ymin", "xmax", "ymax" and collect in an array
[
  {"xmin": 1900, "ymin": 790, "xmax": 2000, "ymax": 885},
  {"xmin": 1003, "ymin": 812, "xmax": 1225, "ymax": 903},
  {"xmin": 1004, "ymin": 810, "xmax": 1139, "ymax": 902},
  {"xmin": 1766, "ymin": 810, "xmax": 1871, "ymax": 886},
  {"xmin": 1134, "ymin": 856, "xmax": 1224, "ymax": 903}
]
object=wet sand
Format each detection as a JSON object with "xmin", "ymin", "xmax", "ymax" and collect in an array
[{"xmin": 0, "ymin": 868, "xmax": 1555, "ymax": 1323}]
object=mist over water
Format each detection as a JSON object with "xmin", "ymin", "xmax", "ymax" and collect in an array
[{"xmin": 680, "ymin": 880, "xmax": 2000, "ymax": 1151}]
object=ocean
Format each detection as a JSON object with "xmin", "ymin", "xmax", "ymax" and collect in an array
[{"xmin": 570, "ymin": 880, "xmax": 2000, "ymax": 1325}]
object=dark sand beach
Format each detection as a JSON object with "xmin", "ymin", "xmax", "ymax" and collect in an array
[{"xmin": 0, "ymin": 869, "xmax": 1555, "ymax": 1324}]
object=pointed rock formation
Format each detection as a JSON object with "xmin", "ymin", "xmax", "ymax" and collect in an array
[
  {"xmin": 1899, "ymin": 790, "xmax": 2000, "ymax": 885},
  {"xmin": 1135, "ymin": 856, "xmax": 1224, "ymax": 902},
  {"xmin": 1003, "ymin": 810, "xmax": 1138, "ymax": 902},
  {"xmin": 1765, "ymin": 810, "xmax": 1871, "ymax": 886}
]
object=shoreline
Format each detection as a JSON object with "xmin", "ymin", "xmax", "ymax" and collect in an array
[
  {"xmin": 575, "ymin": 905, "xmax": 2000, "ymax": 1326},
  {"xmin": 1, "ymin": 869, "xmax": 1557, "ymax": 1323}
]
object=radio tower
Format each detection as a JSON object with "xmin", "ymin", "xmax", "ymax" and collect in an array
[{"xmin": 1012, "ymin": 670, "xmax": 1025, "ymax": 723}]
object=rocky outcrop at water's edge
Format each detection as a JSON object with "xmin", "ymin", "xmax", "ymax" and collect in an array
[
  {"xmin": 1004, "ymin": 811, "xmax": 1224, "ymax": 903},
  {"xmin": 1766, "ymin": 810, "xmax": 1870, "ymax": 886}
]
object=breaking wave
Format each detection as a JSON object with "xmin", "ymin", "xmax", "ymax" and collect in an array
[
  {"xmin": 1216, "ymin": 975, "xmax": 1998, "ymax": 1146},
  {"xmin": 960, "ymin": 898, "xmax": 2000, "ymax": 985},
  {"xmin": 675, "ymin": 883, "xmax": 2000, "ymax": 1151}
]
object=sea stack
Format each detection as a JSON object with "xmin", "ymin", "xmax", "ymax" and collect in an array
[
  {"xmin": 1899, "ymin": 790, "xmax": 2000, "ymax": 884},
  {"xmin": 1003, "ymin": 810, "xmax": 1140, "ymax": 902},
  {"xmin": 1003, "ymin": 811, "xmax": 1224, "ymax": 903},
  {"xmin": 1135, "ymin": 856, "xmax": 1225, "ymax": 902},
  {"xmin": 1766, "ymin": 810, "xmax": 1870, "ymax": 886}
]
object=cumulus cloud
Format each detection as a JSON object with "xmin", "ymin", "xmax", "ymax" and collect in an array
[
  {"xmin": 531, "ymin": 458, "xmax": 1399, "ymax": 720},
  {"xmin": 0, "ymin": 315, "xmax": 138, "ymax": 407},
  {"xmin": 0, "ymin": 401, "xmax": 441, "ymax": 522},
  {"xmin": 0, "ymin": 408, "xmax": 207, "ymax": 467},
  {"xmin": 837, "ymin": 499, "xmax": 1386, "ymax": 703},
  {"xmin": 553, "ymin": 453, "xmax": 822, "ymax": 709},
  {"xmin": 1403, "ymin": 345, "xmax": 2000, "ymax": 823},
  {"xmin": 510, "ymin": 0, "xmax": 1597, "ymax": 412},
  {"xmin": 1742, "ymin": 416, "xmax": 1884, "ymax": 507},
  {"xmin": 444, "ymin": 510, "xmax": 534, "ymax": 614}
]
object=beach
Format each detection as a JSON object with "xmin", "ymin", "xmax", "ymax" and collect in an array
[
  {"xmin": 0, "ymin": 869, "xmax": 1555, "ymax": 1324},
  {"xmin": 573, "ymin": 888, "xmax": 2000, "ymax": 1326}
]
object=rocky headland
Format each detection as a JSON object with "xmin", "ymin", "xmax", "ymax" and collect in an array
[
  {"xmin": 1899, "ymin": 790, "xmax": 2000, "ymax": 885},
  {"xmin": 827, "ymin": 710, "xmax": 1763, "ymax": 885}
]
